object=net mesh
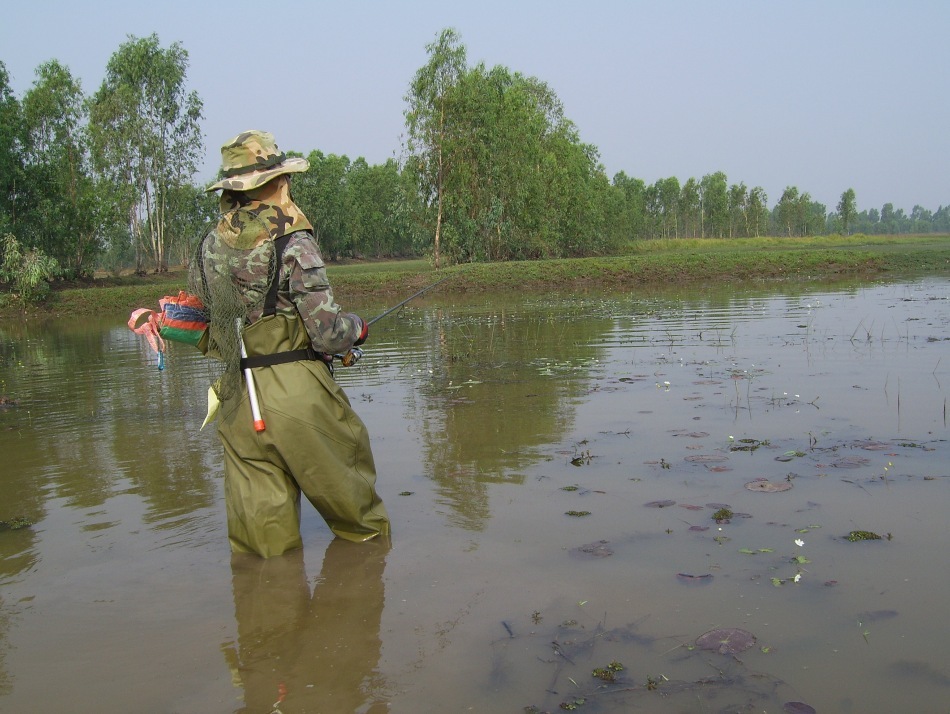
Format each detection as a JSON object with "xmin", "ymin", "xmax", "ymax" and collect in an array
[{"xmin": 188, "ymin": 209, "xmax": 279, "ymax": 402}]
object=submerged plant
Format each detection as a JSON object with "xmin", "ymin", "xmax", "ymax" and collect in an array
[{"xmin": 847, "ymin": 530, "xmax": 883, "ymax": 542}]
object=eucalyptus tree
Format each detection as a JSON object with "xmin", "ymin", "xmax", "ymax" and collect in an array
[
  {"xmin": 610, "ymin": 171, "xmax": 647, "ymax": 241},
  {"xmin": 0, "ymin": 62, "xmax": 25, "ymax": 233},
  {"xmin": 88, "ymin": 34, "xmax": 203, "ymax": 272},
  {"xmin": 655, "ymin": 176, "xmax": 680, "ymax": 238},
  {"xmin": 679, "ymin": 178, "xmax": 700, "ymax": 238},
  {"xmin": 454, "ymin": 64, "xmax": 609, "ymax": 259},
  {"xmin": 699, "ymin": 172, "xmax": 728, "ymax": 238},
  {"xmin": 836, "ymin": 188, "xmax": 857, "ymax": 234},
  {"xmin": 727, "ymin": 182, "xmax": 748, "ymax": 238},
  {"xmin": 405, "ymin": 29, "xmax": 614, "ymax": 262},
  {"xmin": 293, "ymin": 150, "xmax": 351, "ymax": 260},
  {"xmin": 21, "ymin": 60, "xmax": 102, "ymax": 276},
  {"xmin": 799, "ymin": 194, "xmax": 826, "ymax": 236},
  {"xmin": 346, "ymin": 157, "xmax": 408, "ymax": 257},
  {"xmin": 775, "ymin": 186, "xmax": 800, "ymax": 236},
  {"xmin": 746, "ymin": 186, "xmax": 768, "ymax": 237},
  {"xmin": 404, "ymin": 28, "xmax": 467, "ymax": 267}
]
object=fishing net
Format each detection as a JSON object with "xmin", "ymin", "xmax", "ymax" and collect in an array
[{"xmin": 188, "ymin": 209, "xmax": 279, "ymax": 402}]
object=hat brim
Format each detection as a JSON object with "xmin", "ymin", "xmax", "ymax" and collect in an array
[{"xmin": 206, "ymin": 157, "xmax": 310, "ymax": 192}]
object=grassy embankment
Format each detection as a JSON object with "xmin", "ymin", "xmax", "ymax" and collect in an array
[{"xmin": 8, "ymin": 234, "xmax": 950, "ymax": 317}]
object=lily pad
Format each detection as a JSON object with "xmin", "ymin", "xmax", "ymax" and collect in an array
[
  {"xmin": 695, "ymin": 627, "xmax": 757, "ymax": 655},
  {"xmin": 745, "ymin": 480, "xmax": 792, "ymax": 492}
]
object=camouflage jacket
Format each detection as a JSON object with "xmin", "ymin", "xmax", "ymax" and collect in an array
[{"xmin": 199, "ymin": 229, "xmax": 362, "ymax": 356}]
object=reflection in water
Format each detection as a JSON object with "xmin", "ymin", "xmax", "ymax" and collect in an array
[
  {"xmin": 407, "ymin": 306, "xmax": 608, "ymax": 531},
  {"xmin": 224, "ymin": 539, "xmax": 390, "ymax": 713}
]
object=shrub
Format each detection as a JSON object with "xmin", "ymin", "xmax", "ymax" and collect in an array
[{"xmin": 0, "ymin": 233, "xmax": 61, "ymax": 304}]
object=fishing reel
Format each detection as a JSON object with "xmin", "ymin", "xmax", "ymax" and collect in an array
[{"xmin": 338, "ymin": 347, "xmax": 364, "ymax": 367}]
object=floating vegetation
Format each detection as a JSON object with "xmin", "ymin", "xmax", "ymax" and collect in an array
[
  {"xmin": 516, "ymin": 615, "xmax": 793, "ymax": 713},
  {"xmin": 591, "ymin": 660, "xmax": 624, "ymax": 682},
  {"xmin": 695, "ymin": 628, "xmax": 757, "ymax": 655},
  {"xmin": 570, "ymin": 450, "xmax": 594, "ymax": 466},
  {"xmin": 712, "ymin": 507, "xmax": 733, "ymax": 522},
  {"xmin": 565, "ymin": 510, "xmax": 591, "ymax": 518},
  {"xmin": 730, "ymin": 438, "xmax": 769, "ymax": 452},
  {"xmin": 560, "ymin": 485, "xmax": 580, "ymax": 492},
  {"xmin": 644, "ymin": 499, "xmax": 676, "ymax": 508},
  {"xmin": 847, "ymin": 530, "xmax": 883, "ymax": 542},
  {"xmin": 775, "ymin": 450, "xmax": 806, "ymax": 462},
  {"xmin": 676, "ymin": 573, "xmax": 713, "ymax": 585},
  {"xmin": 398, "ymin": 491, "xmax": 414, "ymax": 496},
  {"xmin": 0, "ymin": 516, "xmax": 34, "ymax": 531},
  {"xmin": 745, "ymin": 479, "xmax": 793, "ymax": 493}
]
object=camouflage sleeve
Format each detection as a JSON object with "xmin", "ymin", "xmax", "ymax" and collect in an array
[{"xmin": 281, "ymin": 232, "xmax": 363, "ymax": 354}]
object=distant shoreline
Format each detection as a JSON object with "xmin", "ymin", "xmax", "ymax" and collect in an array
[{"xmin": 5, "ymin": 234, "xmax": 949, "ymax": 317}]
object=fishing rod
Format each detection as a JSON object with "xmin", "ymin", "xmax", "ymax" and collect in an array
[{"xmin": 338, "ymin": 276, "xmax": 450, "ymax": 366}]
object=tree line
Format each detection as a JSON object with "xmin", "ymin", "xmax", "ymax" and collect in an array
[{"xmin": 1, "ymin": 29, "xmax": 948, "ymax": 295}]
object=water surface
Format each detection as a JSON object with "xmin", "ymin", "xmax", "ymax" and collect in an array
[{"xmin": 1, "ymin": 276, "xmax": 948, "ymax": 712}]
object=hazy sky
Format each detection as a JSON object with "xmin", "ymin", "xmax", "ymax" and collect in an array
[{"xmin": 3, "ymin": 0, "xmax": 948, "ymax": 213}]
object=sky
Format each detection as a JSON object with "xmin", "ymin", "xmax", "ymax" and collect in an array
[{"xmin": 3, "ymin": 0, "xmax": 948, "ymax": 214}]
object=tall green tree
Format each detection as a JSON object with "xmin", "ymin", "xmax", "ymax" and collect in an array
[
  {"xmin": 0, "ymin": 61, "xmax": 25, "ymax": 234},
  {"xmin": 88, "ymin": 34, "xmax": 203, "ymax": 272},
  {"xmin": 404, "ymin": 28, "xmax": 467, "ymax": 268},
  {"xmin": 679, "ymin": 178, "xmax": 701, "ymax": 238},
  {"xmin": 836, "ymin": 188, "xmax": 857, "ymax": 234},
  {"xmin": 775, "ymin": 186, "xmax": 800, "ymax": 236},
  {"xmin": 727, "ymin": 182, "xmax": 748, "ymax": 238},
  {"xmin": 406, "ymin": 32, "xmax": 615, "ymax": 262},
  {"xmin": 655, "ymin": 176, "xmax": 680, "ymax": 238},
  {"xmin": 700, "ymin": 172, "xmax": 728, "ymax": 238},
  {"xmin": 21, "ymin": 60, "xmax": 102, "ymax": 276},
  {"xmin": 294, "ymin": 150, "xmax": 351, "ymax": 260},
  {"xmin": 611, "ymin": 171, "xmax": 647, "ymax": 241},
  {"xmin": 747, "ymin": 186, "xmax": 768, "ymax": 237}
]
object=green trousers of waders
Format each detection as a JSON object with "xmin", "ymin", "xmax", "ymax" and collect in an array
[{"xmin": 216, "ymin": 313, "xmax": 390, "ymax": 557}]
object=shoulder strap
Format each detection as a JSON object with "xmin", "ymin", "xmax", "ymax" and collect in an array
[{"xmin": 263, "ymin": 234, "xmax": 293, "ymax": 317}]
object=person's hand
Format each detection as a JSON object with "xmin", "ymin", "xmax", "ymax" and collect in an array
[{"xmin": 354, "ymin": 317, "xmax": 369, "ymax": 346}]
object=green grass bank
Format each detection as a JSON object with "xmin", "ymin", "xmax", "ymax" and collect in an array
[{"xmin": 6, "ymin": 234, "xmax": 950, "ymax": 317}]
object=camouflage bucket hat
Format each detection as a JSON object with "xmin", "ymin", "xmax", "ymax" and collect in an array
[{"xmin": 206, "ymin": 130, "xmax": 309, "ymax": 192}]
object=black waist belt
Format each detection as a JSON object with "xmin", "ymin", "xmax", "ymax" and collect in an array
[{"xmin": 239, "ymin": 347, "xmax": 327, "ymax": 370}]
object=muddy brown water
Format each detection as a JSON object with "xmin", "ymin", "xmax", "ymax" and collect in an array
[{"xmin": 1, "ymin": 277, "xmax": 948, "ymax": 713}]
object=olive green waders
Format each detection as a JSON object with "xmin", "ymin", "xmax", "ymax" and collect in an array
[{"xmin": 217, "ymin": 313, "xmax": 390, "ymax": 557}]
